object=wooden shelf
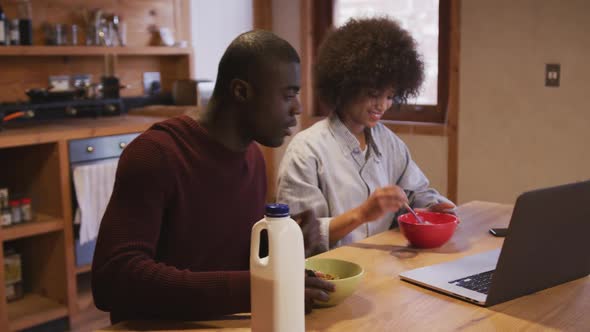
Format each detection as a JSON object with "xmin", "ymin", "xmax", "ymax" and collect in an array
[
  {"xmin": 7, "ymin": 294, "xmax": 68, "ymax": 331},
  {"xmin": 0, "ymin": 46, "xmax": 192, "ymax": 57},
  {"xmin": 1, "ymin": 214, "xmax": 64, "ymax": 242},
  {"xmin": 0, "ymin": 115, "xmax": 166, "ymax": 149}
]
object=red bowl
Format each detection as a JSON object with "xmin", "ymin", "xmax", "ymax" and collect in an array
[{"xmin": 398, "ymin": 211, "xmax": 459, "ymax": 248}]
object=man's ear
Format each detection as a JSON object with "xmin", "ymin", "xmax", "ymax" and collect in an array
[{"xmin": 230, "ymin": 78, "xmax": 251, "ymax": 103}]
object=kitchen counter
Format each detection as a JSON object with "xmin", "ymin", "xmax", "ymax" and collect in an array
[
  {"xmin": 96, "ymin": 202, "xmax": 590, "ymax": 332},
  {"xmin": 0, "ymin": 114, "xmax": 169, "ymax": 149}
]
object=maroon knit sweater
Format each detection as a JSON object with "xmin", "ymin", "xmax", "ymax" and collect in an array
[{"xmin": 91, "ymin": 115, "xmax": 266, "ymax": 323}]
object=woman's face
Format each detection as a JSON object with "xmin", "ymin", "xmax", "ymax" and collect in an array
[{"xmin": 338, "ymin": 87, "xmax": 395, "ymax": 134}]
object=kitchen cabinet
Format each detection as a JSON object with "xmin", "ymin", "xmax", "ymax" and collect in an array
[
  {"xmin": 0, "ymin": 0, "xmax": 193, "ymax": 330},
  {"xmin": 0, "ymin": 0, "xmax": 193, "ymax": 103},
  {"xmin": 0, "ymin": 115, "xmax": 167, "ymax": 331}
]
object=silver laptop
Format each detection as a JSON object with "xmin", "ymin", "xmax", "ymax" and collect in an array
[{"xmin": 399, "ymin": 180, "xmax": 590, "ymax": 306}]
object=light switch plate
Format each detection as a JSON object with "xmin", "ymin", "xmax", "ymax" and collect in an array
[{"xmin": 545, "ymin": 63, "xmax": 560, "ymax": 87}]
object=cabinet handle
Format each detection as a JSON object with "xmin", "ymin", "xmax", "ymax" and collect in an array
[
  {"xmin": 119, "ymin": 142, "xmax": 127, "ymax": 149},
  {"xmin": 86, "ymin": 146, "xmax": 95, "ymax": 153}
]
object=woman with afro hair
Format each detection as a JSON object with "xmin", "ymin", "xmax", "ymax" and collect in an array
[{"xmin": 277, "ymin": 17, "xmax": 455, "ymax": 253}]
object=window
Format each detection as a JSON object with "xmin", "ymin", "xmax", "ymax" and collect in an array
[{"xmin": 305, "ymin": 0, "xmax": 451, "ymax": 123}]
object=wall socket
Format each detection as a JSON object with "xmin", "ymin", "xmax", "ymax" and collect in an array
[{"xmin": 545, "ymin": 63, "xmax": 560, "ymax": 87}]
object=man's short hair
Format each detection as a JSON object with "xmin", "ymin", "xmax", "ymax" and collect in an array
[{"xmin": 213, "ymin": 30, "xmax": 300, "ymax": 97}]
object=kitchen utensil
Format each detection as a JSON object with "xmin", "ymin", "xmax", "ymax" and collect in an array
[
  {"xmin": 404, "ymin": 203, "xmax": 426, "ymax": 224},
  {"xmin": 112, "ymin": 15, "xmax": 125, "ymax": 46},
  {"xmin": 26, "ymin": 88, "xmax": 85, "ymax": 103}
]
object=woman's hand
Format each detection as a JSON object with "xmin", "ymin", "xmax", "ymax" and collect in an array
[
  {"xmin": 421, "ymin": 202, "xmax": 456, "ymax": 215},
  {"xmin": 358, "ymin": 185, "xmax": 408, "ymax": 222}
]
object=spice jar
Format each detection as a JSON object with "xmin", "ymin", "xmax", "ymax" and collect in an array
[
  {"xmin": 20, "ymin": 198, "xmax": 32, "ymax": 222},
  {"xmin": 1, "ymin": 207, "xmax": 12, "ymax": 227},
  {"xmin": 9, "ymin": 200, "xmax": 22, "ymax": 224}
]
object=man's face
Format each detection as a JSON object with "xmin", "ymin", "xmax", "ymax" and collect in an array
[{"xmin": 246, "ymin": 61, "xmax": 301, "ymax": 147}]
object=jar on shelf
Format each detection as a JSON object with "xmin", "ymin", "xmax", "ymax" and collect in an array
[
  {"xmin": 9, "ymin": 200, "xmax": 22, "ymax": 224},
  {"xmin": 0, "ymin": 187, "xmax": 8, "ymax": 209},
  {"xmin": 20, "ymin": 197, "xmax": 33, "ymax": 222},
  {"xmin": 1, "ymin": 207, "xmax": 12, "ymax": 227},
  {"xmin": 4, "ymin": 248, "xmax": 24, "ymax": 301},
  {"xmin": 10, "ymin": 19, "xmax": 20, "ymax": 45}
]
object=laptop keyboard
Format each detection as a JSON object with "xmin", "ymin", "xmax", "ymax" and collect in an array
[{"xmin": 449, "ymin": 270, "xmax": 495, "ymax": 294}]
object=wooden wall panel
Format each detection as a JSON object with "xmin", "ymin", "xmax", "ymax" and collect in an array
[
  {"xmin": 0, "ymin": 56, "xmax": 106, "ymax": 102},
  {"xmin": 0, "ymin": 54, "xmax": 191, "ymax": 102},
  {"xmin": 253, "ymin": 0, "xmax": 273, "ymax": 30},
  {"xmin": 116, "ymin": 55, "xmax": 190, "ymax": 97}
]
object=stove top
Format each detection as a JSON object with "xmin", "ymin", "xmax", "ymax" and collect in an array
[
  {"xmin": 0, "ymin": 94, "xmax": 174, "ymax": 130},
  {"xmin": 0, "ymin": 99, "xmax": 125, "ymax": 125}
]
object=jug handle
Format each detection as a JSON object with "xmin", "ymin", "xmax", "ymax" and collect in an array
[{"xmin": 250, "ymin": 221, "xmax": 269, "ymax": 267}]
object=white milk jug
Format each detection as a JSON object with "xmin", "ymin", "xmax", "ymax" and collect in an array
[{"xmin": 250, "ymin": 203, "xmax": 305, "ymax": 332}]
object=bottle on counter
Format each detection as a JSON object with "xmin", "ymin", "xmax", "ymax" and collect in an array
[
  {"xmin": 250, "ymin": 203, "xmax": 305, "ymax": 332},
  {"xmin": 0, "ymin": 4, "xmax": 7, "ymax": 46}
]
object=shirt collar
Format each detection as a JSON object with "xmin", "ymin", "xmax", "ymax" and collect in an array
[{"xmin": 328, "ymin": 114, "xmax": 382, "ymax": 158}]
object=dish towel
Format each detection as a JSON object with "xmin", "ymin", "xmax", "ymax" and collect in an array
[{"xmin": 73, "ymin": 159, "xmax": 119, "ymax": 245}]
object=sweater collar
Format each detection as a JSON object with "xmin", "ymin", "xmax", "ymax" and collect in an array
[{"xmin": 179, "ymin": 115, "xmax": 251, "ymax": 161}]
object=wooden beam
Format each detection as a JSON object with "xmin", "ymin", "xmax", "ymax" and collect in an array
[
  {"xmin": 253, "ymin": 0, "xmax": 276, "ymax": 201},
  {"xmin": 299, "ymin": 0, "xmax": 318, "ymax": 129},
  {"xmin": 253, "ymin": 0, "xmax": 273, "ymax": 30},
  {"xmin": 446, "ymin": 0, "xmax": 461, "ymax": 203}
]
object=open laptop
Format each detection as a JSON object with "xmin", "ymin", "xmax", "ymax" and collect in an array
[{"xmin": 399, "ymin": 180, "xmax": 590, "ymax": 306}]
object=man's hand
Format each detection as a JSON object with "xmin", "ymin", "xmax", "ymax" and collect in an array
[
  {"xmin": 304, "ymin": 270, "xmax": 335, "ymax": 314},
  {"xmin": 293, "ymin": 210, "xmax": 323, "ymax": 257},
  {"xmin": 358, "ymin": 185, "xmax": 408, "ymax": 222}
]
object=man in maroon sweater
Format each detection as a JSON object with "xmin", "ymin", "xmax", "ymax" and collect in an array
[{"xmin": 91, "ymin": 30, "xmax": 333, "ymax": 323}]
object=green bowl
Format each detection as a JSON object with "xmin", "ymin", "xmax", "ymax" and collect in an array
[{"xmin": 305, "ymin": 258, "xmax": 364, "ymax": 307}]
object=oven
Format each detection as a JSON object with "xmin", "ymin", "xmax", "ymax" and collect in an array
[{"xmin": 68, "ymin": 132, "xmax": 140, "ymax": 267}]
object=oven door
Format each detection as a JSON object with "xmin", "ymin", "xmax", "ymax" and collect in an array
[{"xmin": 68, "ymin": 132, "xmax": 140, "ymax": 267}]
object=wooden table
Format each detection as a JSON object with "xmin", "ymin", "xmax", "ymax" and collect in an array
[{"xmin": 98, "ymin": 201, "xmax": 590, "ymax": 332}]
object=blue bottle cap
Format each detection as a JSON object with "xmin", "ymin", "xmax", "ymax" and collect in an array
[{"xmin": 265, "ymin": 203, "xmax": 289, "ymax": 217}]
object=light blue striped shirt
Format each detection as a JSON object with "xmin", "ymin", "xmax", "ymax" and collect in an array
[{"xmin": 277, "ymin": 114, "xmax": 452, "ymax": 252}]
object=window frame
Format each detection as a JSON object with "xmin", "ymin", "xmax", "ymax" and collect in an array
[{"xmin": 305, "ymin": 0, "xmax": 451, "ymax": 124}]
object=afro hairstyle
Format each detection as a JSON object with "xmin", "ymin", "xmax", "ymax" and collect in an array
[{"xmin": 314, "ymin": 17, "xmax": 424, "ymax": 110}]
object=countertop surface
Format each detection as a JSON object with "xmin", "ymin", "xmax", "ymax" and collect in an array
[
  {"xmin": 97, "ymin": 201, "xmax": 590, "ymax": 331},
  {"xmin": 0, "ymin": 114, "xmax": 170, "ymax": 149}
]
